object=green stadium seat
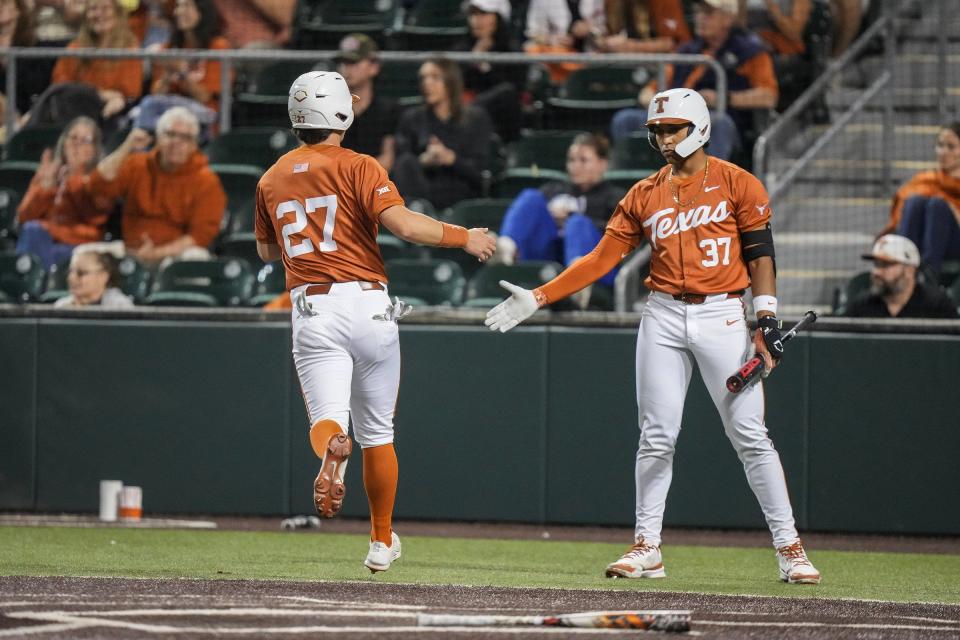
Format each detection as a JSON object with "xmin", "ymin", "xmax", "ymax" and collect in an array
[
  {"xmin": 834, "ymin": 271, "xmax": 871, "ymax": 315},
  {"xmin": 0, "ymin": 187, "xmax": 21, "ymax": 250},
  {"xmin": 445, "ymin": 198, "xmax": 513, "ymax": 230},
  {"xmin": 506, "ymin": 130, "xmax": 584, "ymax": 173},
  {"xmin": 145, "ymin": 258, "xmax": 255, "ymax": 307},
  {"xmin": 219, "ymin": 233, "xmax": 262, "ymax": 267},
  {"xmin": 205, "ymin": 127, "xmax": 298, "ymax": 171},
  {"xmin": 250, "ymin": 261, "xmax": 286, "ymax": 306},
  {"xmin": 400, "ymin": 0, "xmax": 469, "ymax": 49},
  {"xmin": 117, "ymin": 256, "xmax": 152, "ymax": 303},
  {"xmin": 377, "ymin": 61, "xmax": 425, "ymax": 107},
  {"xmin": 405, "ymin": 197, "xmax": 436, "ymax": 218},
  {"xmin": 611, "ymin": 131, "xmax": 665, "ymax": 172},
  {"xmin": 235, "ymin": 61, "xmax": 317, "ymax": 127},
  {"xmin": 40, "ymin": 257, "xmax": 70, "ymax": 303},
  {"xmin": 210, "ymin": 163, "xmax": 261, "ymax": 214},
  {"xmin": 462, "ymin": 261, "xmax": 563, "ymax": 308},
  {"xmin": 4, "ymin": 126, "xmax": 62, "ymax": 162},
  {"xmin": 492, "ymin": 168, "xmax": 567, "ymax": 199},
  {"xmin": 0, "ymin": 161, "xmax": 38, "ymax": 200},
  {"xmin": 377, "ymin": 234, "xmax": 409, "ymax": 262},
  {"xmin": 603, "ymin": 168, "xmax": 654, "ymax": 190},
  {"xmin": 295, "ymin": 0, "xmax": 398, "ymax": 48},
  {"xmin": 548, "ymin": 66, "xmax": 640, "ymax": 110},
  {"xmin": 386, "ymin": 258, "xmax": 465, "ymax": 306},
  {"xmin": 0, "ymin": 251, "xmax": 45, "ymax": 302}
]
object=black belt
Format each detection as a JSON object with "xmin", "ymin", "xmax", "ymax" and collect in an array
[{"xmin": 305, "ymin": 281, "xmax": 384, "ymax": 296}]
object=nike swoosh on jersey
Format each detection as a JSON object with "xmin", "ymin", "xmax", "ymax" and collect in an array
[
  {"xmin": 726, "ymin": 319, "xmax": 739, "ymax": 325},
  {"xmin": 704, "ymin": 185, "xmax": 720, "ymax": 192}
]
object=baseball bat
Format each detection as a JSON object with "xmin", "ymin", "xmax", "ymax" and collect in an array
[
  {"xmin": 726, "ymin": 311, "xmax": 818, "ymax": 394},
  {"xmin": 417, "ymin": 610, "xmax": 692, "ymax": 632}
]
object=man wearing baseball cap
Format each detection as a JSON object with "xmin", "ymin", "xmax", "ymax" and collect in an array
[
  {"xmin": 335, "ymin": 34, "xmax": 400, "ymax": 171},
  {"xmin": 844, "ymin": 234, "xmax": 957, "ymax": 318}
]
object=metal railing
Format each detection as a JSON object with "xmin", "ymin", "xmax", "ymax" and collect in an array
[{"xmin": 1, "ymin": 47, "xmax": 727, "ymax": 137}]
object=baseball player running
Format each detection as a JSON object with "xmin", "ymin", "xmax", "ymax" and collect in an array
[
  {"xmin": 255, "ymin": 72, "xmax": 495, "ymax": 573},
  {"xmin": 485, "ymin": 88, "xmax": 819, "ymax": 585}
]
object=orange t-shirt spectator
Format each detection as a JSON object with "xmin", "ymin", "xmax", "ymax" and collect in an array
[
  {"xmin": 51, "ymin": 0, "xmax": 143, "ymax": 119},
  {"xmin": 150, "ymin": 0, "xmax": 232, "ymax": 114},
  {"xmin": 87, "ymin": 106, "xmax": 226, "ymax": 265}
]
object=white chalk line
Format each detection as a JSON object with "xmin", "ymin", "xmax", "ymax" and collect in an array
[{"xmin": 698, "ymin": 620, "xmax": 960, "ymax": 631}]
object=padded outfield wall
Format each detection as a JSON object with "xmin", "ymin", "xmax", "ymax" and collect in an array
[{"xmin": 1, "ymin": 308, "xmax": 958, "ymax": 536}]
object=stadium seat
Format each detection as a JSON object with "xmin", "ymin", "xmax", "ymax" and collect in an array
[
  {"xmin": 834, "ymin": 271, "xmax": 871, "ymax": 315},
  {"xmin": 445, "ymin": 198, "xmax": 513, "ymax": 230},
  {"xmin": 399, "ymin": 0, "xmax": 468, "ymax": 49},
  {"xmin": 462, "ymin": 261, "xmax": 563, "ymax": 308},
  {"xmin": 603, "ymin": 168, "xmax": 654, "ymax": 190},
  {"xmin": 0, "ymin": 187, "xmax": 20, "ymax": 250},
  {"xmin": 294, "ymin": 0, "xmax": 398, "ymax": 48},
  {"xmin": 117, "ymin": 256, "xmax": 152, "ymax": 303},
  {"xmin": 548, "ymin": 66, "xmax": 640, "ymax": 110},
  {"xmin": 40, "ymin": 257, "xmax": 70, "ymax": 303},
  {"xmin": 0, "ymin": 161, "xmax": 38, "ymax": 200},
  {"xmin": 506, "ymin": 130, "xmax": 584, "ymax": 173},
  {"xmin": 949, "ymin": 276, "xmax": 960, "ymax": 313},
  {"xmin": 611, "ymin": 132, "xmax": 664, "ymax": 172},
  {"xmin": 250, "ymin": 261, "xmax": 286, "ymax": 306},
  {"xmin": 377, "ymin": 234, "xmax": 409, "ymax": 262},
  {"xmin": 235, "ymin": 61, "xmax": 317, "ymax": 127},
  {"xmin": 3, "ymin": 126, "xmax": 62, "ymax": 162},
  {"xmin": 492, "ymin": 168, "xmax": 567, "ymax": 199},
  {"xmin": 405, "ymin": 197, "xmax": 436, "ymax": 218},
  {"xmin": 205, "ymin": 127, "xmax": 298, "ymax": 171},
  {"xmin": 0, "ymin": 251, "xmax": 45, "ymax": 302},
  {"xmin": 210, "ymin": 164, "xmax": 261, "ymax": 215},
  {"xmin": 386, "ymin": 258, "xmax": 465, "ymax": 306},
  {"xmin": 145, "ymin": 258, "xmax": 255, "ymax": 307}
]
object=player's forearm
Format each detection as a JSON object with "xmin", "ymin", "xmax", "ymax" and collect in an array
[
  {"xmin": 536, "ymin": 234, "xmax": 631, "ymax": 305},
  {"xmin": 747, "ymin": 256, "xmax": 777, "ymax": 317},
  {"xmin": 729, "ymin": 87, "xmax": 778, "ymax": 110},
  {"xmin": 380, "ymin": 206, "xmax": 468, "ymax": 247}
]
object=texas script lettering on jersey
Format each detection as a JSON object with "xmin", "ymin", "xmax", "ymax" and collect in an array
[{"xmin": 643, "ymin": 201, "xmax": 732, "ymax": 249}]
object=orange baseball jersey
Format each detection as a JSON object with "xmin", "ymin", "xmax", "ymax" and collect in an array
[
  {"xmin": 605, "ymin": 157, "xmax": 772, "ymax": 295},
  {"xmin": 255, "ymin": 145, "xmax": 404, "ymax": 290}
]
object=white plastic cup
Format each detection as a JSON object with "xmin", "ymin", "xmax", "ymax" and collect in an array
[
  {"xmin": 99, "ymin": 480, "xmax": 123, "ymax": 522},
  {"xmin": 118, "ymin": 486, "xmax": 143, "ymax": 521}
]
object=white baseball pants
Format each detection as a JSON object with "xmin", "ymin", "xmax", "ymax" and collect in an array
[
  {"xmin": 290, "ymin": 282, "xmax": 400, "ymax": 449},
  {"xmin": 634, "ymin": 291, "xmax": 799, "ymax": 548}
]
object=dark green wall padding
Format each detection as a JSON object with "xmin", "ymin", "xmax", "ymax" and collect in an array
[{"xmin": 2, "ymin": 319, "xmax": 958, "ymax": 535}]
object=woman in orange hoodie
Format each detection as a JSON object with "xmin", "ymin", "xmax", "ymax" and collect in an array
[
  {"xmin": 881, "ymin": 122, "xmax": 960, "ymax": 275},
  {"xmin": 16, "ymin": 117, "xmax": 116, "ymax": 267}
]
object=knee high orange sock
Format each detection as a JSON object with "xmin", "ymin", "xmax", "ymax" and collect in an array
[
  {"xmin": 309, "ymin": 420, "xmax": 344, "ymax": 458},
  {"xmin": 362, "ymin": 443, "xmax": 398, "ymax": 545}
]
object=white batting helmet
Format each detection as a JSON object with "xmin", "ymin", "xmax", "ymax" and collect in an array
[
  {"xmin": 288, "ymin": 71, "xmax": 356, "ymax": 131},
  {"xmin": 645, "ymin": 88, "xmax": 711, "ymax": 158}
]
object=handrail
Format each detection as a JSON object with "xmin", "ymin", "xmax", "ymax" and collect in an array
[
  {"xmin": 0, "ymin": 47, "xmax": 728, "ymax": 136},
  {"xmin": 768, "ymin": 70, "xmax": 890, "ymax": 202},
  {"xmin": 614, "ymin": 245, "xmax": 651, "ymax": 312},
  {"xmin": 752, "ymin": 7, "xmax": 900, "ymax": 187}
]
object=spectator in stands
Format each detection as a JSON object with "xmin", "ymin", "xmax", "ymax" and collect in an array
[
  {"xmin": 0, "ymin": 0, "xmax": 54, "ymax": 127},
  {"xmin": 393, "ymin": 57, "xmax": 494, "ymax": 211},
  {"xmin": 16, "ymin": 117, "xmax": 115, "ymax": 268},
  {"xmin": 87, "ymin": 106, "xmax": 226, "ymax": 266},
  {"xmin": 830, "ymin": 0, "xmax": 865, "ymax": 57},
  {"xmin": 212, "ymin": 0, "xmax": 294, "ymax": 48},
  {"xmin": 523, "ymin": 0, "xmax": 588, "ymax": 84},
  {"xmin": 49, "ymin": 0, "xmax": 143, "ymax": 120},
  {"xmin": 609, "ymin": 0, "xmax": 778, "ymax": 162},
  {"xmin": 880, "ymin": 122, "xmax": 960, "ymax": 276},
  {"xmin": 33, "ymin": 0, "xmax": 86, "ymax": 47},
  {"xmin": 743, "ymin": 0, "xmax": 816, "ymax": 111},
  {"xmin": 134, "ymin": 0, "xmax": 228, "ymax": 142},
  {"xmin": 844, "ymin": 234, "xmax": 957, "ymax": 319},
  {"xmin": 455, "ymin": 0, "xmax": 524, "ymax": 142},
  {"xmin": 591, "ymin": 0, "xmax": 691, "ymax": 54},
  {"xmin": 54, "ymin": 249, "xmax": 134, "ymax": 308},
  {"xmin": 496, "ymin": 133, "xmax": 626, "ymax": 301},
  {"xmin": 336, "ymin": 34, "xmax": 399, "ymax": 172}
]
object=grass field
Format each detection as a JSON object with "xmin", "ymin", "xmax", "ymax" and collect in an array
[{"xmin": 3, "ymin": 526, "xmax": 959, "ymax": 605}]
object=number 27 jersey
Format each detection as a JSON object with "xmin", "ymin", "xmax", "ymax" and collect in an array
[
  {"xmin": 254, "ymin": 144, "xmax": 405, "ymax": 290},
  {"xmin": 605, "ymin": 156, "xmax": 772, "ymax": 295}
]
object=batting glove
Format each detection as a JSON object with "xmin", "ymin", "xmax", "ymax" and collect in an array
[
  {"xmin": 757, "ymin": 316, "xmax": 784, "ymax": 361},
  {"xmin": 484, "ymin": 280, "xmax": 538, "ymax": 333}
]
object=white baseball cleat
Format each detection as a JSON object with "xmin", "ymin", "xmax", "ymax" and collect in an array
[
  {"xmin": 777, "ymin": 540, "xmax": 821, "ymax": 584},
  {"xmin": 605, "ymin": 537, "xmax": 666, "ymax": 579},
  {"xmin": 364, "ymin": 531, "xmax": 401, "ymax": 573}
]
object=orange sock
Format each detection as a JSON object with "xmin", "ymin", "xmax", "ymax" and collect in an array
[
  {"xmin": 309, "ymin": 419, "xmax": 344, "ymax": 458},
  {"xmin": 362, "ymin": 443, "xmax": 398, "ymax": 545}
]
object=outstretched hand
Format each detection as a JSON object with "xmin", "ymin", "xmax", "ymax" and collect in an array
[
  {"xmin": 464, "ymin": 228, "xmax": 495, "ymax": 262},
  {"xmin": 484, "ymin": 280, "xmax": 539, "ymax": 333}
]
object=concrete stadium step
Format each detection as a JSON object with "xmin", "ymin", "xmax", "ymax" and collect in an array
[
  {"xmin": 768, "ymin": 158, "xmax": 927, "ymax": 188},
  {"xmin": 826, "ymin": 86, "xmax": 957, "ymax": 111},
  {"xmin": 841, "ymin": 52, "xmax": 960, "ymax": 88},
  {"xmin": 773, "ymin": 195, "xmax": 888, "ymax": 232}
]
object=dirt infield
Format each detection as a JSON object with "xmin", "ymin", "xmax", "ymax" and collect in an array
[{"xmin": 2, "ymin": 576, "xmax": 959, "ymax": 639}]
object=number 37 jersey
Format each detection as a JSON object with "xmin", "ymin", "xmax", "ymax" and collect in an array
[
  {"xmin": 605, "ymin": 156, "xmax": 772, "ymax": 295},
  {"xmin": 255, "ymin": 144, "xmax": 405, "ymax": 290}
]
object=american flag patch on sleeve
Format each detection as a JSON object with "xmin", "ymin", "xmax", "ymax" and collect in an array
[{"xmin": 293, "ymin": 163, "xmax": 309, "ymax": 173}]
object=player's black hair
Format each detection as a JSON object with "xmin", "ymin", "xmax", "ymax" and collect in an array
[
  {"xmin": 293, "ymin": 129, "xmax": 335, "ymax": 145},
  {"xmin": 943, "ymin": 121, "xmax": 960, "ymax": 140}
]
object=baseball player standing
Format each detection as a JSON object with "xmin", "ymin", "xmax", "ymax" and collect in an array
[
  {"xmin": 255, "ymin": 71, "xmax": 495, "ymax": 573},
  {"xmin": 486, "ymin": 88, "xmax": 820, "ymax": 584}
]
